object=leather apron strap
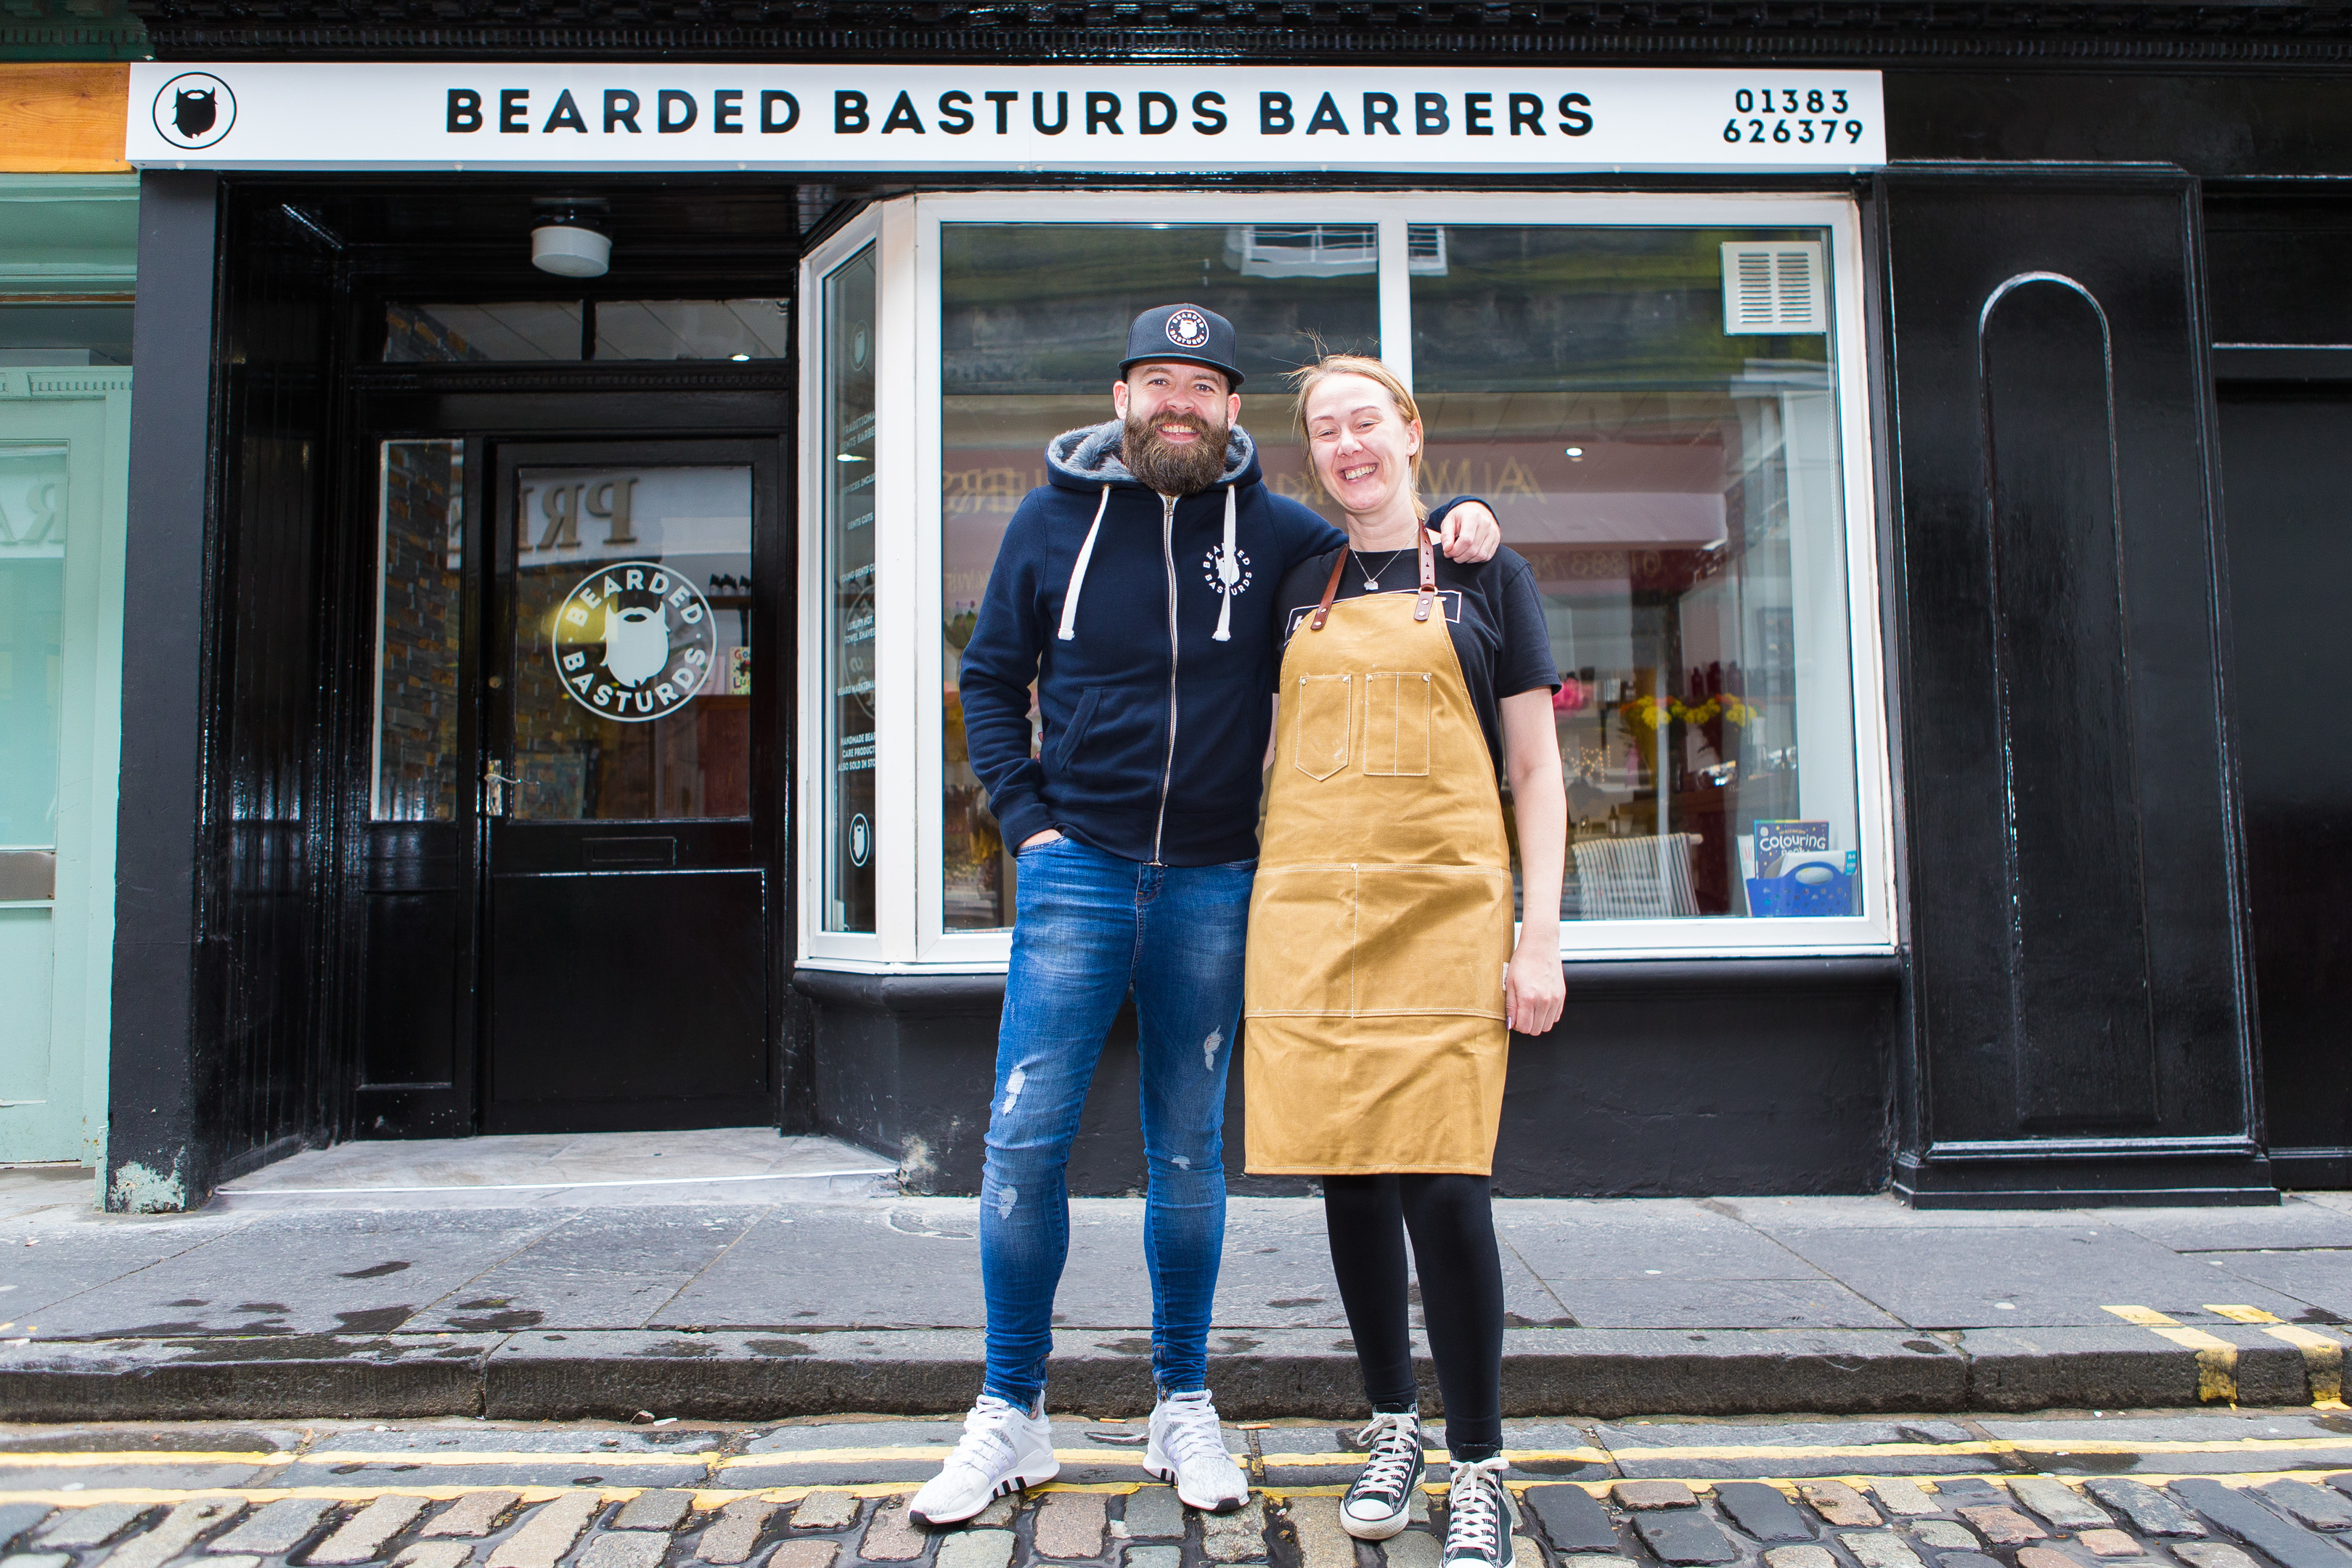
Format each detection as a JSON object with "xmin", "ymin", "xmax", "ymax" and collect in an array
[{"xmin": 1310, "ymin": 531, "xmax": 1438, "ymax": 632}]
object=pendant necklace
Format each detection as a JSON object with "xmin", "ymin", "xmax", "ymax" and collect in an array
[{"xmin": 1358, "ymin": 548, "xmax": 1409, "ymax": 590}]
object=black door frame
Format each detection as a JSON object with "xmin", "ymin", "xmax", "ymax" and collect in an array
[{"xmin": 339, "ymin": 364, "xmax": 799, "ymax": 1138}]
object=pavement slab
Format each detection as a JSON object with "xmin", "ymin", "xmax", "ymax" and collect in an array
[
  {"xmin": 1522, "ymin": 1486, "xmax": 1620, "ymax": 1553},
  {"xmin": 1119, "ymin": 1490, "xmax": 1183, "ymax": 1542},
  {"xmin": 1909, "ymin": 1522, "xmax": 1977, "ymax": 1549},
  {"xmin": 0, "ymin": 1514, "xmax": 48, "ymax": 1556},
  {"xmin": 1631, "ymin": 1511, "xmax": 1736, "ymax": 1566},
  {"xmin": 934, "ymin": 1534, "xmax": 1010, "ymax": 1568},
  {"xmin": 2168, "ymin": 1480, "xmax": 2352, "ymax": 1568},
  {"xmin": 2263, "ymin": 1482, "xmax": 2352, "ymax": 1532},
  {"xmin": 700, "ymin": 1503, "xmax": 778, "ymax": 1565},
  {"xmin": 1712, "ymin": 1482, "xmax": 1813, "ymax": 1542},
  {"xmin": 2085, "ymin": 1482, "xmax": 2207, "ymax": 1538},
  {"xmin": 1797, "ymin": 1485, "xmax": 1880, "ymax": 1528},
  {"xmin": 420, "ymin": 1494, "xmax": 523, "ymax": 1538},
  {"xmin": 1955, "ymin": 1508, "xmax": 2044, "ymax": 1548},
  {"xmin": 2009, "ymin": 1479, "xmax": 2114, "ymax": 1531},
  {"xmin": 577, "ymin": 1535, "xmax": 668, "ymax": 1568},
  {"xmin": 38, "ymin": 1508, "xmax": 152, "ymax": 1551},
  {"xmin": 208, "ymin": 1498, "xmax": 338, "ymax": 1555},
  {"xmin": 613, "ymin": 1491, "xmax": 693, "ymax": 1532},
  {"xmin": 483, "ymin": 1493, "xmax": 601, "ymax": 1568},
  {"xmin": 309, "ymin": 1497, "xmax": 434, "ymax": 1566},
  {"xmin": 1034, "ymin": 1495, "xmax": 1106, "ymax": 1560},
  {"xmin": 791, "ymin": 1493, "xmax": 860, "ymax": 1532}
]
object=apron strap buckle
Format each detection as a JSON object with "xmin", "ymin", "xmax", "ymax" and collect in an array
[
  {"xmin": 1311, "ymin": 547, "xmax": 1348, "ymax": 632},
  {"xmin": 1414, "ymin": 530, "xmax": 1436, "ymax": 623}
]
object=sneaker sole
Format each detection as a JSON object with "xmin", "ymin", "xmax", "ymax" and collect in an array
[
  {"xmin": 1340, "ymin": 1506, "xmax": 1413, "ymax": 1542},
  {"xmin": 910, "ymin": 1462, "xmax": 1061, "ymax": 1527},
  {"xmin": 1140, "ymin": 1461, "xmax": 1246, "ymax": 1514}
]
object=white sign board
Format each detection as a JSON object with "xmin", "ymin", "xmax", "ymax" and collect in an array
[{"xmin": 127, "ymin": 63, "xmax": 1885, "ymax": 172}]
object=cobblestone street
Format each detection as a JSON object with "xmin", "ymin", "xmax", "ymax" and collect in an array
[{"xmin": 9, "ymin": 1412, "xmax": 2352, "ymax": 1568}]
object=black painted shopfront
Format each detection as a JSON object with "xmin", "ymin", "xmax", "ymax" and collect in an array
[{"xmin": 98, "ymin": 5, "xmax": 2352, "ymax": 1211}]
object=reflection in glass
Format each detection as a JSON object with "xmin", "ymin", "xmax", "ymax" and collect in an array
[
  {"xmin": 596, "ymin": 300, "xmax": 791, "ymax": 362},
  {"xmin": 386, "ymin": 302, "xmax": 583, "ymax": 362},
  {"xmin": 936, "ymin": 224, "xmax": 1378, "ymax": 929},
  {"xmin": 508, "ymin": 465, "xmax": 752, "ymax": 821},
  {"xmin": 1412, "ymin": 226, "xmax": 1858, "ymax": 920},
  {"xmin": 0, "ymin": 442, "xmax": 66, "ymax": 848},
  {"xmin": 372, "ymin": 440, "xmax": 465, "ymax": 820},
  {"xmin": 824, "ymin": 248, "xmax": 879, "ymax": 932}
]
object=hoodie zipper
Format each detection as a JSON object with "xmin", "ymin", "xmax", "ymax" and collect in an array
[{"xmin": 1153, "ymin": 491, "xmax": 1180, "ymax": 865}]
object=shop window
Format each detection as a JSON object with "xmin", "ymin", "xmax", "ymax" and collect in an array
[
  {"xmin": 1411, "ymin": 225, "xmax": 1861, "ymax": 923},
  {"xmin": 385, "ymin": 299, "xmax": 788, "ymax": 362},
  {"xmin": 937, "ymin": 223, "xmax": 1373, "ymax": 931},
  {"xmin": 820, "ymin": 244, "xmax": 880, "ymax": 933},
  {"xmin": 802, "ymin": 193, "xmax": 1885, "ymax": 968},
  {"xmin": 371, "ymin": 440, "xmax": 465, "ymax": 820}
]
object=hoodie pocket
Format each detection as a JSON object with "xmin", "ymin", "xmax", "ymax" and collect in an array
[
  {"xmin": 1291, "ymin": 674, "xmax": 1353, "ymax": 782},
  {"xmin": 1050, "ymin": 687, "xmax": 1104, "ymax": 772}
]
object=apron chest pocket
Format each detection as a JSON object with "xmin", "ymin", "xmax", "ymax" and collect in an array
[
  {"xmin": 1361, "ymin": 671, "xmax": 1432, "ymax": 777},
  {"xmin": 1292, "ymin": 674, "xmax": 1353, "ymax": 781}
]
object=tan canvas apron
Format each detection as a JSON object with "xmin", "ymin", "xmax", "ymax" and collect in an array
[{"xmin": 1244, "ymin": 535, "xmax": 1514, "ymax": 1176}]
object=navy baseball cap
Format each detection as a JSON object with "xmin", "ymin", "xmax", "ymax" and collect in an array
[{"xmin": 1119, "ymin": 303, "xmax": 1245, "ymax": 388}]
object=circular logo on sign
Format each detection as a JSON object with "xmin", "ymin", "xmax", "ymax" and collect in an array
[
  {"xmin": 850, "ymin": 814, "xmax": 872, "ymax": 868},
  {"xmin": 1164, "ymin": 308, "xmax": 1212, "ymax": 351},
  {"xmin": 550, "ymin": 561, "xmax": 716, "ymax": 724},
  {"xmin": 152, "ymin": 72, "xmax": 237, "ymax": 150}
]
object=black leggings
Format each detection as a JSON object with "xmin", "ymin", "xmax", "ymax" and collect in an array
[{"xmin": 1322, "ymin": 1174, "xmax": 1505, "ymax": 1462}]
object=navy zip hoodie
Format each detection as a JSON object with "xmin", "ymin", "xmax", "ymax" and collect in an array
[{"xmin": 959, "ymin": 419, "xmax": 1345, "ymax": 867}]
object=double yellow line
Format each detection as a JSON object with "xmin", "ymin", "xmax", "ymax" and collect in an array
[{"xmin": 2102, "ymin": 1304, "xmax": 2346, "ymax": 1405}]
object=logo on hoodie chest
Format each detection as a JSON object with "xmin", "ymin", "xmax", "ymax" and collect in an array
[{"xmin": 1202, "ymin": 544, "xmax": 1253, "ymax": 601}]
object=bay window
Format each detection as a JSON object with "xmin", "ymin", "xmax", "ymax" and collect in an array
[{"xmin": 799, "ymin": 192, "xmax": 1890, "ymax": 970}]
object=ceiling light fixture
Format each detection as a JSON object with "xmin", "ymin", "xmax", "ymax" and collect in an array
[{"xmin": 531, "ymin": 205, "xmax": 610, "ymax": 278}]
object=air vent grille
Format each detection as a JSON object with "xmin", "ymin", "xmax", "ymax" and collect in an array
[{"xmin": 1720, "ymin": 241, "xmax": 1826, "ymax": 335}]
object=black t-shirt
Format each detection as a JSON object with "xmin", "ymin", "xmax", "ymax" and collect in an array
[{"xmin": 1276, "ymin": 542, "xmax": 1560, "ymax": 777}]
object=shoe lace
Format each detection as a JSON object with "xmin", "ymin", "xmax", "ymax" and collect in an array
[
  {"xmin": 1158, "ymin": 1392, "xmax": 1233, "ymax": 1471},
  {"xmin": 944, "ymin": 1397, "xmax": 1025, "ymax": 1476},
  {"xmin": 1445, "ymin": 1456, "xmax": 1511, "ymax": 1561},
  {"xmin": 1349, "ymin": 1413, "xmax": 1422, "ymax": 1502}
]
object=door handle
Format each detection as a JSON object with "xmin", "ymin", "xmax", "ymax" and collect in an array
[{"xmin": 483, "ymin": 762, "xmax": 520, "ymax": 817}]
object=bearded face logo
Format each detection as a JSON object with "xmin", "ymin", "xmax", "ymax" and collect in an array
[
  {"xmin": 602, "ymin": 603, "xmax": 671, "ymax": 688},
  {"xmin": 173, "ymin": 88, "xmax": 217, "ymax": 139}
]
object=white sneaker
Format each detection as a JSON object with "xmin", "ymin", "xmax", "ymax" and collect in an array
[
  {"xmin": 1442, "ymin": 1455, "xmax": 1517, "ymax": 1568},
  {"xmin": 908, "ymin": 1395, "xmax": 1059, "ymax": 1526},
  {"xmin": 1144, "ymin": 1389, "xmax": 1249, "ymax": 1513},
  {"xmin": 1341, "ymin": 1410, "xmax": 1426, "ymax": 1540}
]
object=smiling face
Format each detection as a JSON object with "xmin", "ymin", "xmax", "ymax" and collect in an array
[
  {"xmin": 1114, "ymin": 360, "xmax": 1241, "ymax": 495},
  {"xmin": 1303, "ymin": 372, "xmax": 1423, "ymax": 520}
]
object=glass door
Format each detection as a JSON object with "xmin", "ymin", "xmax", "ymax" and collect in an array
[{"xmin": 482, "ymin": 440, "xmax": 775, "ymax": 1132}]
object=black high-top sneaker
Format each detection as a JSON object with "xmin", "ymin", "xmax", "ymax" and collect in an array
[
  {"xmin": 1442, "ymin": 1455, "xmax": 1516, "ymax": 1568},
  {"xmin": 1340, "ymin": 1411, "xmax": 1426, "ymax": 1540}
]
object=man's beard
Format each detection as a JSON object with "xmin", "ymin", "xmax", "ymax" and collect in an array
[{"xmin": 1124, "ymin": 408, "xmax": 1232, "ymax": 496}]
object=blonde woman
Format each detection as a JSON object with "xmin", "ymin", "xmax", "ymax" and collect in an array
[{"xmin": 1245, "ymin": 355, "xmax": 1567, "ymax": 1567}]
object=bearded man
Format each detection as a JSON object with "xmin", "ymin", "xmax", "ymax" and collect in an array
[{"xmin": 914, "ymin": 304, "xmax": 1500, "ymax": 1524}]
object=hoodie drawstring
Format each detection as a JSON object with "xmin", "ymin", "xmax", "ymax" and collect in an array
[
  {"xmin": 1211, "ymin": 484, "xmax": 1238, "ymax": 643},
  {"xmin": 1057, "ymin": 483, "xmax": 1112, "ymax": 642}
]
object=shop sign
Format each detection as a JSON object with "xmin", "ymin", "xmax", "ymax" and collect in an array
[{"xmin": 126, "ymin": 64, "xmax": 1885, "ymax": 172}]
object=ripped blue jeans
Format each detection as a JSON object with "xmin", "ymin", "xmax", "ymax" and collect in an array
[{"xmin": 979, "ymin": 834, "xmax": 1254, "ymax": 1408}]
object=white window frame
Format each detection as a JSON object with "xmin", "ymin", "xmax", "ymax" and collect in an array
[
  {"xmin": 798, "ymin": 187, "xmax": 1895, "ymax": 971},
  {"xmin": 796, "ymin": 201, "xmax": 920, "ymax": 966}
]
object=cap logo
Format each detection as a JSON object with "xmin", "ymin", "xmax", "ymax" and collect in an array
[{"xmin": 1165, "ymin": 309, "xmax": 1212, "ymax": 351}]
